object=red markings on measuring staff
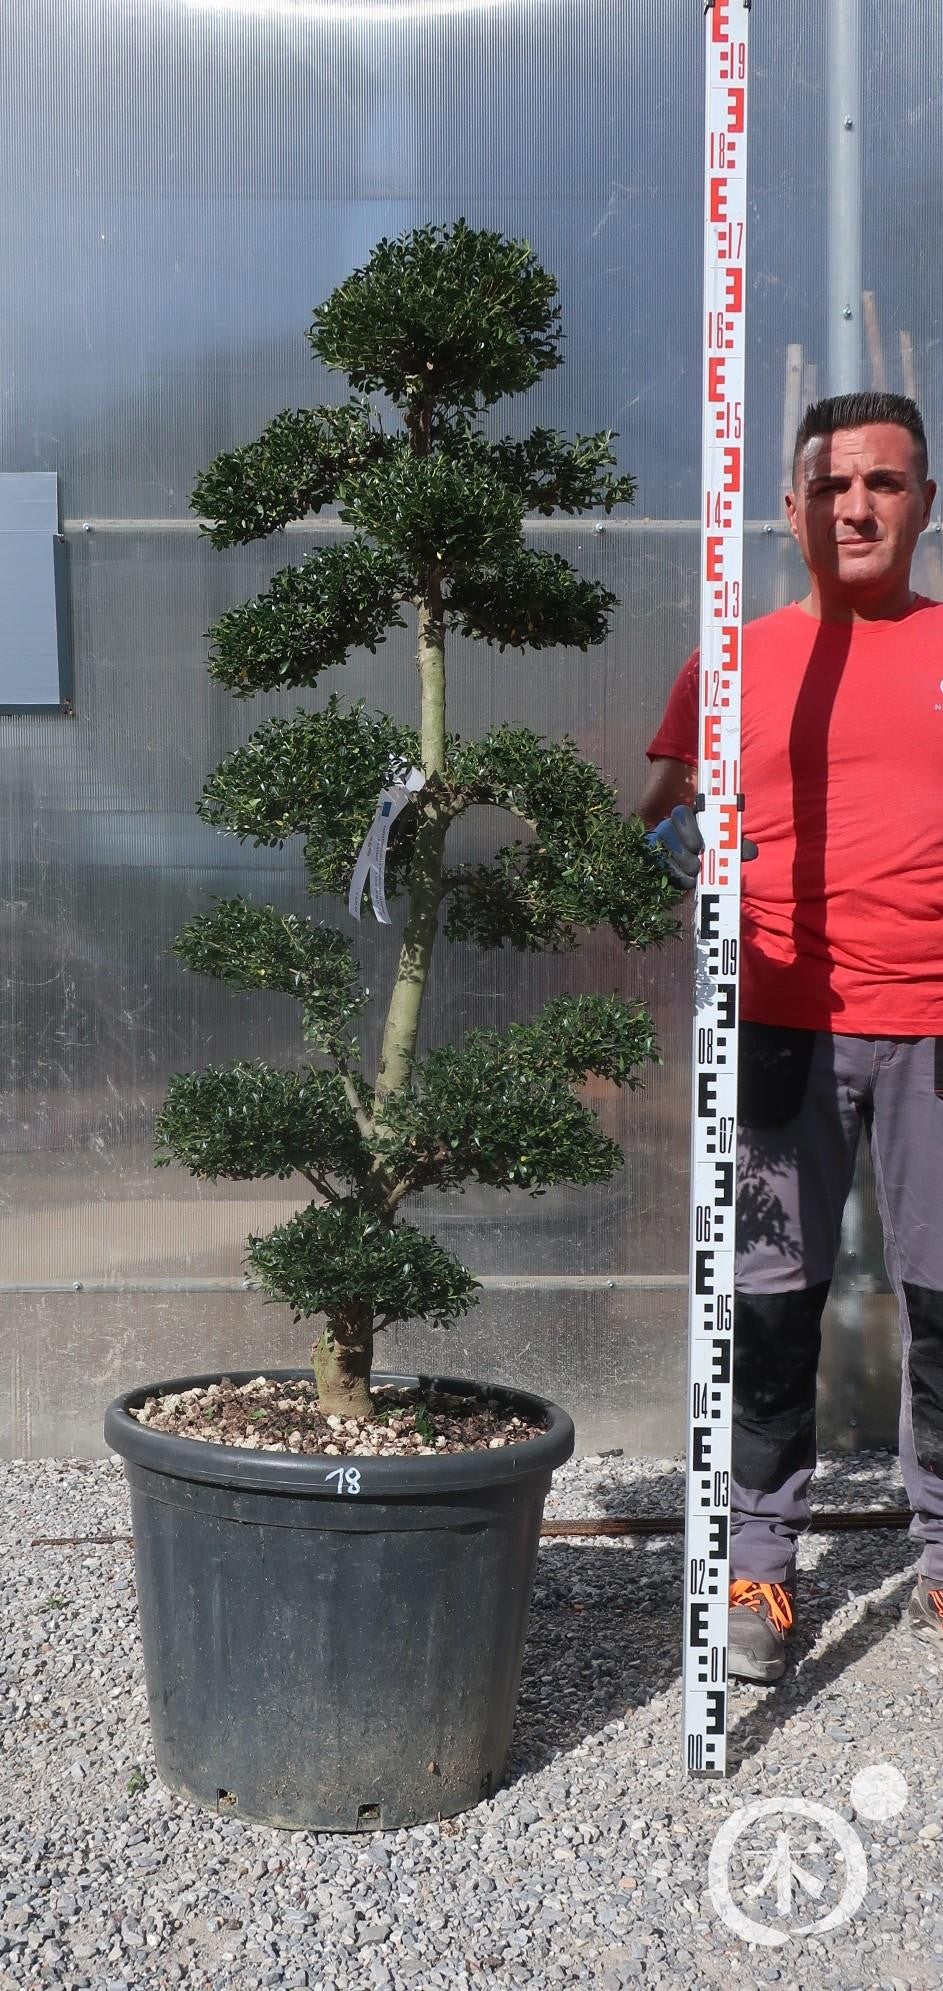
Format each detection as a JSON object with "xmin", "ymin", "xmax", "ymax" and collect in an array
[
  {"xmin": 714, "ymin": 401, "xmax": 742, "ymax": 442},
  {"xmin": 706, "ymin": 492, "xmax": 734, "ymax": 530},
  {"xmin": 702, "ymin": 663, "xmax": 737, "ymax": 714},
  {"xmin": 720, "ymin": 626, "xmax": 739, "ymax": 671},
  {"xmin": 710, "ymin": 579, "xmax": 741, "ymax": 621},
  {"xmin": 707, "ymin": 757, "xmax": 739, "ymax": 798},
  {"xmin": 709, "ymin": 131, "xmax": 740, "ymax": 172},
  {"xmin": 724, "ymin": 268, "xmax": 744, "ymax": 314},
  {"xmin": 721, "ymin": 446, "xmax": 741, "ymax": 490},
  {"xmin": 718, "ymin": 38, "xmax": 747, "ymax": 82},
  {"xmin": 715, "ymin": 221, "xmax": 745, "ymax": 263},
  {"xmin": 707, "ymin": 311, "xmax": 736, "ymax": 352},
  {"xmin": 685, "ymin": 0, "xmax": 750, "ymax": 1786}
]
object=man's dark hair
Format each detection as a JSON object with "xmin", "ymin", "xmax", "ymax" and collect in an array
[{"xmin": 792, "ymin": 390, "xmax": 928, "ymax": 485}]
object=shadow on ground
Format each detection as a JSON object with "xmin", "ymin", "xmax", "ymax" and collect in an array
[{"xmin": 508, "ymin": 1466, "xmax": 921, "ymax": 1780}]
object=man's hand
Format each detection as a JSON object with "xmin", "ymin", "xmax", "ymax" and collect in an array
[
  {"xmin": 644, "ymin": 805, "xmax": 759, "ymax": 890},
  {"xmin": 644, "ymin": 805, "xmax": 705, "ymax": 889}
]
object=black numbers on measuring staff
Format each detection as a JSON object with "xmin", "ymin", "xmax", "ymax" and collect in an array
[
  {"xmin": 697, "ymin": 1073, "xmax": 717, "ymax": 1117},
  {"xmin": 695, "ymin": 1204, "xmax": 713, "ymax": 1243},
  {"xmin": 695, "ymin": 1250, "xmax": 715, "ymax": 1294},
  {"xmin": 703, "ymin": 1119, "xmax": 734, "ymax": 1158},
  {"xmin": 689, "ymin": 1555, "xmax": 708, "ymax": 1595},
  {"xmin": 695, "ymin": 1178, "xmax": 733, "ymax": 1240},
  {"xmin": 691, "ymin": 1344, "xmax": 731, "ymax": 1420},
  {"xmin": 709, "ymin": 1512, "xmax": 729, "ymax": 1560}
]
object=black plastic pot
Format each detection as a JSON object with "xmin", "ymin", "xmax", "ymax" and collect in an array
[{"xmin": 104, "ymin": 1368, "xmax": 574, "ymax": 1832}]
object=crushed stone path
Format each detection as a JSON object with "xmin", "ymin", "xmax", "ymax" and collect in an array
[{"xmin": 1, "ymin": 1450, "xmax": 940, "ymax": 1991}]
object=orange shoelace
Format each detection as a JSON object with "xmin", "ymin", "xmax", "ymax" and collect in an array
[
  {"xmin": 729, "ymin": 1579, "xmax": 795, "ymax": 1634},
  {"xmin": 926, "ymin": 1588, "xmax": 943, "ymax": 1622}
]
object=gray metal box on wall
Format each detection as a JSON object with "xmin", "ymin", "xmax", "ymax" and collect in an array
[{"xmin": 0, "ymin": 473, "xmax": 71, "ymax": 710}]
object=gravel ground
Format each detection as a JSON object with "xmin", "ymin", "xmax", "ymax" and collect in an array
[{"xmin": 3, "ymin": 1448, "xmax": 941, "ymax": 1991}]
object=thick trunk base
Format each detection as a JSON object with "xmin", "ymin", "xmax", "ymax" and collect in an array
[{"xmin": 313, "ymin": 1320, "xmax": 373, "ymax": 1419}]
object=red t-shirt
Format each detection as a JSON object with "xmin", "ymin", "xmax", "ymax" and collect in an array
[{"xmin": 646, "ymin": 598, "xmax": 943, "ymax": 1034}]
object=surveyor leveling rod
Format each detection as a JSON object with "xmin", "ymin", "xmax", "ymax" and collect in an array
[{"xmin": 681, "ymin": 0, "xmax": 751, "ymax": 1779}]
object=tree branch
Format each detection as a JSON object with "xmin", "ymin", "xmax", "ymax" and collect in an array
[
  {"xmin": 300, "ymin": 1171, "xmax": 342, "ymax": 1203},
  {"xmin": 385, "ymin": 1177, "xmax": 416, "ymax": 1212},
  {"xmin": 335, "ymin": 1057, "xmax": 374, "ymax": 1141}
]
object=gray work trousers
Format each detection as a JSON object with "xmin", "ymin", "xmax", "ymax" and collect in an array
[{"xmin": 733, "ymin": 1025, "xmax": 943, "ymax": 1584}]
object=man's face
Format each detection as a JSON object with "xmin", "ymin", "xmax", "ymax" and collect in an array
[{"xmin": 785, "ymin": 422, "xmax": 935, "ymax": 596}]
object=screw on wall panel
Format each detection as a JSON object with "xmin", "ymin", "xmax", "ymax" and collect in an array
[
  {"xmin": 73, "ymin": 1281, "xmax": 83, "ymax": 1292},
  {"xmin": 594, "ymin": 522, "xmax": 606, "ymax": 535},
  {"xmin": 843, "ymin": 115, "xmax": 854, "ymax": 129},
  {"xmin": 82, "ymin": 523, "xmax": 92, "ymax": 533},
  {"xmin": 762, "ymin": 523, "xmax": 773, "ymax": 534},
  {"xmin": 842, "ymin": 306, "xmax": 853, "ymax": 320}
]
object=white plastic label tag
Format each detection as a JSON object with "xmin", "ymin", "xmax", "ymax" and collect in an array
[{"xmin": 348, "ymin": 765, "xmax": 425, "ymax": 925}]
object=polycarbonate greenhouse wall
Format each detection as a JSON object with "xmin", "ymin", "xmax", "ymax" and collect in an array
[{"xmin": 1, "ymin": 0, "xmax": 939, "ymax": 1455}]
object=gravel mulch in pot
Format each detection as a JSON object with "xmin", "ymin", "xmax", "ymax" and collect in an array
[{"xmin": 127, "ymin": 1377, "xmax": 546, "ymax": 1458}]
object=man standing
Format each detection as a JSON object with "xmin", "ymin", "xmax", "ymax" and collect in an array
[{"xmin": 640, "ymin": 390, "xmax": 943, "ymax": 1683}]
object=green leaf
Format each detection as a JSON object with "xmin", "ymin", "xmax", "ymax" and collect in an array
[
  {"xmin": 309, "ymin": 220, "xmax": 561, "ymax": 411},
  {"xmin": 155, "ymin": 1062, "xmax": 370, "ymax": 1185},
  {"xmin": 168, "ymin": 221, "xmax": 685, "ymax": 1383},
  {"xmin": 197, "ymin": 696, "xmax": 421, "ymax": 899},
  {"xmin": 171, "ymin": 903, "xmax": 366, "ymax": 1050},
  {"xmin": 377, "ymin": 1001, "xmax": 655, "ymax": 1195},
  {"xmin": 191, "ymin": 402, "xmax": 393, "ymax": 547},
  {"xmin": 248, "ymin": 1205, "xmax": 478, "ymax": 1327},
  {"xmin": 443, "ymin": 728, "xmax": 681, "ymax": 950},
  {"xmin": 206, "ymin": 541, "xmax": 408, "ymax": 697},
  {"xmin": 339, "ymin": 451, "xmax": 522, "ymax": 577},
  {"xmin": 447, "ymin": 547, "xmax": 617, "ymax": 651},
  {"xmin": 440, "ymin": 417, "xmax": 636, "ymax": 516},
  {"xmin": 504, "ymin": 994, "xmax": 657, "ymax": 1084}
]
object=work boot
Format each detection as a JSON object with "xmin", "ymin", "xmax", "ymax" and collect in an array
[
  {"xmin": 907, "ymin": 1576, "xmax": 943, "ymax": 1640},
  {"xmin": 728, "ymin": 1576, "xmax": 796, "ymax": 1684}
]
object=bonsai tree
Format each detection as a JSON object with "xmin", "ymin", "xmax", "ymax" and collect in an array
[{"xmin": 155, "ymin": 221, "xmax": 680, "ymax": 1422}]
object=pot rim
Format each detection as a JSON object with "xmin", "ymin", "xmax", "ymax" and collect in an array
[{"xmin": 103, "ymin": 1368, "xmax": 575, "ymax": 1495}]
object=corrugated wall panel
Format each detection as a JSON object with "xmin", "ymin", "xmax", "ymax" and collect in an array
[{"xmin": 1, "ymin": 0, "xmax": 939, "ymax": 1453}]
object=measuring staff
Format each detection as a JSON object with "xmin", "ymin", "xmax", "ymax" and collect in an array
[
  {"xmin": 644, "ymin": 0, "xmax": 752, "ymax": 1778},
  {"xmin": 642, "ymin": 40, "xmax": 943, "ymax": 1778}
]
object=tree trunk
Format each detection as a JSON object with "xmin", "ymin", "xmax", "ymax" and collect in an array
[
  {"xmin": 374, "ymin": 594, "xmax": 449, "ymax": 1109},
  {"xmin": 312, "ymin": 1308, "xmax": 374, "ymax": 1419}
]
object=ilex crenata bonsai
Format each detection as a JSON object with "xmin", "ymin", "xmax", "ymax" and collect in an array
[{"xmin": 155, "ymin": 221, "xmax": 681, "ymax": 1420}]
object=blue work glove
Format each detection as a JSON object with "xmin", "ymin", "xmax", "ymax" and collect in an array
[
  {"xmin": 645, "ymin": 805, "xmax": 758, "ymax": 890},
  {"xmin": 644, "ymin": 805, "xmax": 705, "ymax": 890}
]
